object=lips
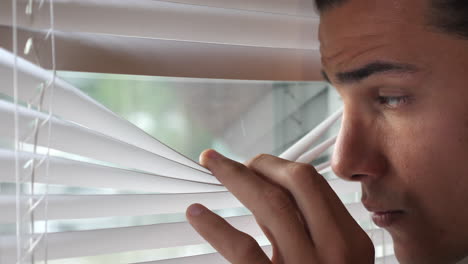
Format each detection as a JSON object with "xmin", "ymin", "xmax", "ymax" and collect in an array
[
  {"xmin": 370, "ymin": 210, "xmax": 405, "ymax": 227},
  {"xmin": 362, "ymin": 200, "xmax": 405, "ymax": 228}
]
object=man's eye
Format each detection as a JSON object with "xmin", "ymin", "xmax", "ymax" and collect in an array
[{"xmin": 377, "ymin": 96, "xmax": 410, "ymax": 108}]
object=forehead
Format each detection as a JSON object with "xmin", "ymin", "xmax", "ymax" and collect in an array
[{"xmin": 318, "ymin": 0, "xmax": 430, "ymax": 72}]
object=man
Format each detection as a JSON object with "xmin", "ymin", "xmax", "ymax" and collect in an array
[{"xmin": 186, "ymin": 0, "xmax": 468, "ymax": 263}]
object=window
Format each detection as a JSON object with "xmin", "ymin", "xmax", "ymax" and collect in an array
[{"xmin": 0, "ymin": 0, "xmax": 396, "ymax": 263}]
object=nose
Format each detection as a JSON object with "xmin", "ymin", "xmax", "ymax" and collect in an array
[{"xmin": 331, "ymin": 107, "xmax": 388, "ymax": 182}]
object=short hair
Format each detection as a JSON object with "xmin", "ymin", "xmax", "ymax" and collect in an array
[
  {"xmin": 430, "ymin": 0, "xmax": 468, "ymax": 39},
  {"xmin": 314, "ymin": 0, "xmax": 468, "ymax": 39},
  {"xmin": 314, "ymin": 0, "xmax": 347, "ymax": 13}
]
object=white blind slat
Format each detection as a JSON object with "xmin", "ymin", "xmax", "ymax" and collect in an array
[
  {"xmin": 0, "ymin": 192, "xmax": 364, "ymax": 222},
  {"xmin": 143, "ymin": 0, "xmax": 318, "ymax": 17},
  {"xmin": 375, "ymin": 255, "xmax": 398, "ymax": 264},
  {"xmin": 0, "ymin": 154, "xmax": 223, "ymax": 191},
  {"xmin": 142, "ymin": 245, "xmax": 397, "ymax": 264},
  {"xmin": 0, "ymin": 0, "xmax": 319, "ymax": 49},
  {"xmin": 0, "ymin": 149, "xmax": 224, "ymax": 193},
  {"xmin": 0, "ymin": 47, "xmax": 209, "ymax": 173},
  {"xmin": 280, "ymin": 108, "xmax": 343, "ymax": 161},
  {"xmin": 0, "ymin": 101, "xmax": 219, "ymax": 184},
  {"xmin": 296, "ymin": 135, "xmax": 337, "ymax": 164},
  {"xmin": 0, "ymin": 159, "xmax": 223, "ymax": 192},
  {"xmin": 1, "ymin": 220, "xmax": 381, "ymax": 262},
  {"xmin": 136, "ymin": 251, "xmax": 230, "ymax": 264},
  {"xmin": 327, "ymin": 178, "xmax": 360, "ymax": 195},
  {"xmin": 0, "ymin": 192, "xmax": 240, "ymax": 222},
  {"xmin": 0, "ymin": 215, "xmax": 263, "ymax": 262},
  {"xmin": 0, "ymin": 27, "xmax": 322, "ymax": 81},
  {"xmin": 137, "ymin": 246, "xmax": 273, "ymax": 264}
]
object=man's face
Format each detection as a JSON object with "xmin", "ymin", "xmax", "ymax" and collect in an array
[{"xmin": 319, "ymin": 0, "xmax": 468, "ymax": 263}]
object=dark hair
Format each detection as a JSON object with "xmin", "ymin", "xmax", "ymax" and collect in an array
[
  {"xmin": 430, "ymin": 0, "xmax": 468, "ymax": 39},
  {"xmin": 314, "ymin": 0, "xmax": 347, "ymax": 13},
  {"xmin": 314, "ymin": 0, "xmax": 468, "ymax": 39}
]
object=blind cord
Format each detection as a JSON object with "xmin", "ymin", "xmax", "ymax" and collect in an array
[
  {"xmin": 12, "ymin": 0, "xmax": 23, "ymax": 262},
  {"xmin": 43, "ymin": 0, "xmax": 56, "ymax": 262}
]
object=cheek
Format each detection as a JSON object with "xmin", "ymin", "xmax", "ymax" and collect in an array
[{"xmin": 387, "ymin": 110, "xmax": 468, "ymax": 221}]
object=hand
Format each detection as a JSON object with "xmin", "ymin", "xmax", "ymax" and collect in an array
[{"xmin": 186, "ymin": 149, "xmax": 374, "ymax": 263}]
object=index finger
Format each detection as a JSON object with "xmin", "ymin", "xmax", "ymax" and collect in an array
[
  {"xmin": 199, "ymin": 149, "xmax": 317, "ymax": 263},
  {"xmin": 246, "ymin": 154, "xmax": 371, "ymax": 261}
]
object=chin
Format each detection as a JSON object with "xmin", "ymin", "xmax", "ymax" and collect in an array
[
  {"xmin": 394, "ymin": 246, "xmax": 434, "ymax": 264},
  {"xmin": 393, "ymin": 241, "xmax": 464, "ymax": 264}
]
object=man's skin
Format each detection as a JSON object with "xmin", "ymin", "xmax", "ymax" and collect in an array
[{"xmin": 186, "ymin": 0, "xmax": 468, "ymax": 263}]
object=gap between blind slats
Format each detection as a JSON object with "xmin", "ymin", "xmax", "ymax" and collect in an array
[
  {"xmin": 222, "ymin": 85, "xmax": 328, "ymax": 156},
  {"xmin": 0, "ymin": 27, "xmax": 322, "ymax": 81},
  {"xmin": 0, "ymin": 0, "xmax": 319, "ymax": 50},
  {"xmin": 0, "ymin": 100, "xmax": 219, "ymax": 184},
  {"xmin": 0, "ymin": 149, "xmax": 225, "ymax": 193},
  {"xmin": 0, "ymin": 206, "xmax": 373, "ymax": 262},
  {"xmin": 0, "ymin": 47, "xmax": 210, "ymax": 173}
]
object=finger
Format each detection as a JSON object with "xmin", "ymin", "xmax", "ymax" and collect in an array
[
  {"xmin": 258, "ymin": 223, "xmax": 284, "ymax": 263},
  {"xmin": 186, "ymin": 203, "xmax": 271, "ymax": 264},
  {"xmin": 199, "ymin": 149, "xmax": 317, "ymax": 263},
  {"xmin": 247, "ymin": 154, "xmax": 372, "ymax": 262}
]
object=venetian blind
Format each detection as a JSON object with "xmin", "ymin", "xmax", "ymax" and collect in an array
[{"xmin": 0, "ymin": 0, "xmax": 397, "ymax": 263}]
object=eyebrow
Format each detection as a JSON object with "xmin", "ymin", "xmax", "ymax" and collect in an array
[
  {"xmin": 322, "ymin": 61, "xmax": 419, "ymax": 84},
  {"xmin": 321, "ymin": 70, "xmax": 331, "ymax": 83}
]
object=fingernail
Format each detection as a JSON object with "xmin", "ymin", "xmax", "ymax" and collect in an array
[
  {"xmin": 206, "ymin": 149, "xmax": 222, "ymax": 160},
  {"xmin": 188, "ymin": 204, "xmax": 205, "ymax": 216}
]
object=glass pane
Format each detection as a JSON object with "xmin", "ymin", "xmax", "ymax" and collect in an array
[{"xmin": 58, "ymin": 71, "xmax": 341, "ymax": 164}]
